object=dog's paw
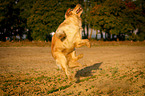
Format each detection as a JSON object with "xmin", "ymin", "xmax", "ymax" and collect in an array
[
  {"xmin": 82, "ymin": 64, "xmax": 87, "ymax": 67},
  {"xmin": 68, "ymin": 75, "xmax": 73, "ymax": 81},
  {"xmin": 78, "ymin": 54, "xmax": 84, "ymax": 59}
]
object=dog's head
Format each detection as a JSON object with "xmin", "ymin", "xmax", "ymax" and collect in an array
[{"xmin": 65, "ymin": 4, "xmax": 83, "ymax": 18}]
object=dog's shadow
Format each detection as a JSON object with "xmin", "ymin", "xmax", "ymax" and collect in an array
[{"xmin": 75, "ymin": 62, "xmax": 102, "ymax": 83}]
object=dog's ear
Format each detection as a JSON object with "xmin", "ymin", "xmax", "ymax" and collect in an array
[
  {"xmin": 56, "ymin": 30, "xmax": 66, "ymax": 41},
  {"xmin": 65, "ymin": 8, "xmax": 72, "ymax": 18}
]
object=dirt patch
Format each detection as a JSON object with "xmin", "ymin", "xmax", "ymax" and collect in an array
[{"xmin": 0, "ymin": 46, "xmax": 145, "ymax": 95}]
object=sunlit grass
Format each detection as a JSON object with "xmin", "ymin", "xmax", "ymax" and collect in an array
[{"xmin": 0, "ymin": 46, "xmax": 144, "ymax": 95}]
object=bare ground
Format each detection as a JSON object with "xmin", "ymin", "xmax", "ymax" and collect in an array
[{"xmin": 0, "ymin": 46, "xmax": 145, "ymax": 96}]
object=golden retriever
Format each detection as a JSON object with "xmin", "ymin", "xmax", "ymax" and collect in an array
[{"xmin": 51, "ymin": 4, "xmax": 90, "ymax": 80}]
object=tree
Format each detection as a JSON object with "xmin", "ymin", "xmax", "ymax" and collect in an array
[
  {"xmin": 27, "ymin": 0, "xmax": 81, "ymax": 41},
  {"xmin": 90, "ymin": 0, "xmax": 145, "ymax": 41},
  {"xmin": 82, "ymin": 0, "xmax": 106, "ymax": 39},
  {"xmin": 133, "ymin": 0, "xmax": 145, "ymax": 41},
  {"xmin": 0, "ymin": 0, "xmax": 25, "ymax": 41},
  {"xmin": 15, "ymin": 0, "xmax": 36, "ymax": 40}
]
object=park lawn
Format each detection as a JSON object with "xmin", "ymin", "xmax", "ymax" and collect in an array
[{"xmin": 0, "ymin": 46, "xmax": 145, "ymax": 95}]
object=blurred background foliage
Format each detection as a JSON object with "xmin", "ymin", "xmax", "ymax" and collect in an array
[{"xmin": 0, "ymin": 0, "xmax": 145, "ymax": 41}]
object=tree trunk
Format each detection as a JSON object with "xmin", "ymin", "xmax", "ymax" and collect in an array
[
  {"xmin": 89, "ymin": 28, "xmax": 93, "ymax": 39},
  {"xmin": 86, "ymin": 24, "xmax": 89, "ymax": 38},
  {"xmin": 105, "ymin": 32, "xmax": 107, "ymax": 40},
  {"xmin": 100, "ymin": 30, "xmax": 103, "ymax": 40},
  {"xmin": 13, "ymin": 36, "xmax": 16, "ymax": 41},
  {"xmin": 20, "ymin": 36, "xmax": 22, "ymax": 41},
  {"xmin": 108, "ymin": 32, "xmax": 111, "ymax": 41},
  {"xmin": 96, "ymin": 30, "xmax": 98, "ymax": 40}
]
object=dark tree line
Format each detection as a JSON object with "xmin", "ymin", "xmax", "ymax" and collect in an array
[{"xmin": 0, "ymin": 0, "xmax": 145, "ymax": 41}]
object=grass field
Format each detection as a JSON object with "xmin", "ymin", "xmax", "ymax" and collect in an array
[{"xmin": 0, "ymin": 41, "xmax": 145, "ymax": 95}]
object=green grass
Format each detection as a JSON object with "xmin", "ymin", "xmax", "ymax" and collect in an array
[
  {"xmin": 120, "ymin": 75, "xmax": 127, "ymax": 79},
  {"xmin": 110, "ymin": 67, "xmax": 118, "ymax": 76},
  {"xmin": 47, "ymin": 84, "xmax": 72, "ymax": 94},
  {"xmin": 79, "ymin": 75, "xmax": 97, "ymax": 82}
]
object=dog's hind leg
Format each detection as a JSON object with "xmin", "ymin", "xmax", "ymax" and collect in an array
[
  {"xmin": 55, "ymin": 52, "xmax": 72, "ymax": 80},
  {"xmin": 68, "ymin": 51, "xmax": 84, "ymax": 67},
  {"xmin": 70, "ymin": 51, "xmax": 83, "ymax": 61}
]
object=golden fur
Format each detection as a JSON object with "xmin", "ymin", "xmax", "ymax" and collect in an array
[{"xmin": 51, "ymin": 4, "xmax": 90, "ymax": 80}]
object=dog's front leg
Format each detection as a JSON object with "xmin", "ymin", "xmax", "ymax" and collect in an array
[{"xmin": 75, "ymin": 39, "xmax": 91, "ymax": 48}]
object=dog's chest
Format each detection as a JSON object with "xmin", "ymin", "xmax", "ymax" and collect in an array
[
  {"xmin": 62, "ymin": 32, "xmax": 78, "ymax": 49},
  {"xmin": 62, "ymin": 38, "xmax": 74, "ymax": 49}
]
